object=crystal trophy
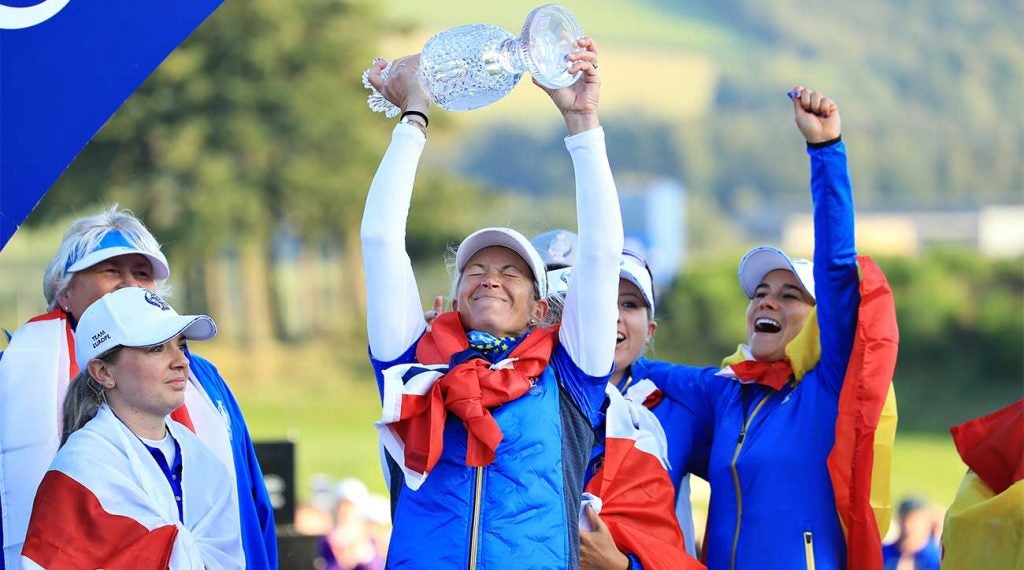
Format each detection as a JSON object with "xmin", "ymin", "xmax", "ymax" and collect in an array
[{"xmin": 363, "ymin": 4, "xmax": 584, "ymax": 115}]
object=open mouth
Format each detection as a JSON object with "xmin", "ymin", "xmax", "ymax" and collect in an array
[
  {"xmin": 616, "ymin": 332, "xmax": 626, "ymax": 345},
  {"xmin": 754, "ymin": 317, "xmax": 781, "ymax": 333}
]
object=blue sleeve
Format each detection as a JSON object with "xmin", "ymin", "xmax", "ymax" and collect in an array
[
  {"xmin": 627, "ymin": 553, "xmax": 643, "ymax": 569},
  {"xmin": 369, "ymin": 341, "xmax": 420, "ymax": 400},
  {"xmin": 188, "ymin": 353, "xmax": 279, "ymax": 570},
  {"xmin": 640, "ymin": 359, "xmax": 718, "ymax": 480},
  {"xmin": 551, "ymin": 342, "xmax": 612, "ymax": 428},
  {"xmin": 808, "ymin": 140, "xmax": 860, "ymax": 394}
]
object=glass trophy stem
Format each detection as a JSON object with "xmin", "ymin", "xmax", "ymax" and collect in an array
[{"xmin": 488, "ymin": 39, "xmax": 526, "ymax": 76}]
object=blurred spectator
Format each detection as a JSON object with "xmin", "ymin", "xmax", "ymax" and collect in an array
[
  {"xmin": 882, "ymin": 497, "xmax": 941, "ymax": 570},
  {"xmin": 362, "ymin": 493, "xmax": 392, "ymax": 563},
  {"xmin": 315, "ymin": 478, "xmax": 386, "ymax": 570},
  {"xmin": 295, "ymin": 474, "xmax": 337, "ymax": 535}
]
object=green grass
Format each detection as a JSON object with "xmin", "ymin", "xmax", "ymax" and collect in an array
[
  {"xmin": 198, "ymin": 340, "xmax": 393, "ymax": 497},
  {"xmin": 890, "ymin": 432, "xmax": 965, "ymax": 509}
]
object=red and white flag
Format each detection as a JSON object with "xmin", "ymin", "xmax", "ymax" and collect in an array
[
  {"xmin": 585, "ymin": 387, "xmax": 704, "ymax": 570},
  {"xmin": 21, "ymin": 405, "xmax": 242, "ymax": 569}
]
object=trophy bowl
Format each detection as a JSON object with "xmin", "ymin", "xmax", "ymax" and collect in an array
[{"xmin": 364, "ymin": 4, "xmax": 584, "ymax": 114}]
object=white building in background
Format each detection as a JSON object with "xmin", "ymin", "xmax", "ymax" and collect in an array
[
  {"xmin": 781, "ymin": 205, "xmax": 1024, "ymax": 258},
  {"xmin": 619, "ymin": 178, "xmax": 687, "ymax": 290}
]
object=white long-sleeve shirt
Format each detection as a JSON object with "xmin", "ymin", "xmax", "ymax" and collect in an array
[
  {"xmin": 360, "ymin": 122, "xmax": 623, "ymax": 375},
  {"xmin": 360, "ymin": 121, "xmax": 622, "ymax": 372}
]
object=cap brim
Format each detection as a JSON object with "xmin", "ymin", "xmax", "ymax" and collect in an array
[
  {"xmin": 67, "ymin": 247, "xmax": 170, "ymax": 280},
  {"xmin": 456, "ymin": 228, "xmax": 547, "ymax": 296},
  {"xmin": 738, "ymin": 246, "xmax": 814, "ymax": 300},
  {"xmin": 123, "ymin": 315, "xmax": 217, "ymax": 348},
  {"xmin": 619, "ymin": 258, "xmax": 655, "ymax": 315}
]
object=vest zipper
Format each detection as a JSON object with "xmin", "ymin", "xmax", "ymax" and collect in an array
[
  {"xmin": 468, "ymin": 465, "xmax": 484, "ymax": 570},
  {"xmin": 804, "ymin": 531, "xmax": 816, "ymax": 570},
  {"xmin": 729, "ymin": 390, "xmax": 773, "ymax": 570}
]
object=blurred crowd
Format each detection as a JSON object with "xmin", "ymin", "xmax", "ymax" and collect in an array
[{"xmin": 295, "ymin": 476, "xmax": 391, "ymax": 570}]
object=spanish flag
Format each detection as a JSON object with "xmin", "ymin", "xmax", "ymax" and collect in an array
[
  {"xmin": 826, "ymin": 256, "xmax": 899, "ymax": 570},
  {"xmin": 941, "ymin": 399, "xmax": 1024, "ymax": 570}
]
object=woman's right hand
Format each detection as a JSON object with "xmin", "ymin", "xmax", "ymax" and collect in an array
[
  {"xmin": 367, "ymin": 55, "xmax": 432, "ymax": 115},
  {"xmin": 789, "ymin": 86, "xmax": 841, "ymax": 144},
  {"xmin": 579, "ymin": 505, "xmax": 629, "ymax": 570}
]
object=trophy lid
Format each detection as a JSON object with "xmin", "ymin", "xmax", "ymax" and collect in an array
[{"xmin": 520, "ymin": 4, "xmax": 584, "ymax": 89}]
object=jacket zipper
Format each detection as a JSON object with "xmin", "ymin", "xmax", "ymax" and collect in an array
[
  {"xmin": 468, "ymin": 465, "xmax": 484, "ymax": 570},
  {"xmin": 803, "ymin": 531, "xmax": 816, "ymax": 570},
  {"xmin": 729, "ymin": 390, "xmax": 773, "ymax": 570}
]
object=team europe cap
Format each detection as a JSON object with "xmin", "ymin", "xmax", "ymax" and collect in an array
[
  {"xmin": 619, "ymin": 250, "xmax": 656, "ymax": 316},
  {"xmin": 456, "ymin": 228, "xmax": 548, "ymax": 298},
  {"xmin": 75, "ymin": 287, "xmax": 217, "ymax": 371},
  {"xmin": 737, "ymin": 245, "xmax": 816, "ymax": 301},
  {"xmin": 531, "ymin": 229, "xmax": 578, "ymax": 270},
  {"xmin": 65, "ymin": 230, "xmax": 170, "ymax": 280}
]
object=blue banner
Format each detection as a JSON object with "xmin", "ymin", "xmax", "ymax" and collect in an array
[{"xmin": 0, "ymin": 0, "xmax": 224, "ymax": 251}]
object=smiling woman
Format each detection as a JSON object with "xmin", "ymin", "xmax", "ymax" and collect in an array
[
  {"xmin": 21, "ymin": 287, "xmax": 244, "ymax": 569},
  {"xmin": 621, "ymin": 87, "xmax": 900, "ymax": 570},
  {"xmin": 360, "ymin": 38, "xmax": 623, "ymax": 569}
]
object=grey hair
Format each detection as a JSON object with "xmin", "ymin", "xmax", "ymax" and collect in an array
[
  {"xmin": 61, "ymin": 347, "xmax": 123, "ymax": 446},
  {"xmin": 43, "ymin": 204, "xmax": 171, "ymax": 310}
]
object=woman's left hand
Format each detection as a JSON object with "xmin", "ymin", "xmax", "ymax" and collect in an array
[
  {"xmin": 537, "ymin": 37, "xmax": 601, "ymax": 135},
  {"xmin": 579, "ymin": 505, "xmax": 630, "ymax": 570}
]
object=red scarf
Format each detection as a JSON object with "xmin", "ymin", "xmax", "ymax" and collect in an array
[
  {"xmin": 729, "ymin": 359, "xmax": 794, "ymax": 391},
  {"xmin": 396, "ymin": 312, "xmax": 558, "ymax": 474}
]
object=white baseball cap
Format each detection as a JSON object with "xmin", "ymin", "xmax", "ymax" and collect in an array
[
  {"xmin": 531, "ymin": 229, "xmax": 578, "ymax": 270},
  {"xmin": 737, "ymin": 246, "xmax": 815, "ymax": 301},
  {"xmin": 65, "ymin": 229, "xmax": 170, "ymax": 280},
  {"xmin": 619, "ymin": 250, "xmax": 656, "ymax": 316},
  {"xmin": 75, "ymin": 287, "xmax": 216, "ymax": 371},
  {"xmin": 455, "ymin": 227, "xmax": 547, "ymax": 298}
]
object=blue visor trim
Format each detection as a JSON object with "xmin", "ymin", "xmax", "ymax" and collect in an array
[{"xmin": 64, "ymin": 230, "xmax": 135, "ymax": 272}]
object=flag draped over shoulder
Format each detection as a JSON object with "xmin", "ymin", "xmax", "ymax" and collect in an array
[
  {"xmin": 21, "ymin": 405, "xmax": 243, "ymax": 569},
  {"xmin": 0, "ymin": 310, "xmax": 75, "ymax": 566},
  {"xmin": 586, "ymin": 387, "xmax": 704, "ymax": 570},
  {"xmin": 375, "ymin": 311, "xmax": 557, "ymax": 490},
  {"xmin": 0, "ymin": 0, "xmax": 225, "ymax": 250},
  {"xmin": 826, "ymin": 256, "xmax": 899, "ymax": 570}
]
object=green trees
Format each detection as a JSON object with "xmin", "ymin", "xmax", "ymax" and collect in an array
[
  {"xmin": 654, "ymin": 249, "xmax": 1024, "ymax": 431},
  {"xmin": 33, "ymin": 0, "xmax": 385, "ymax": 340}
]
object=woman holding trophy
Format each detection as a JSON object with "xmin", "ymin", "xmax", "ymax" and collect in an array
[{"xmin": 361, "ymin": 29, "xmax": 625, "ymax": 570}]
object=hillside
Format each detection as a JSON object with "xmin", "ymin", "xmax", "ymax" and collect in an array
[{"xmin": 379, "ymin": 0, "xmax": 1023, "ymax": 237}]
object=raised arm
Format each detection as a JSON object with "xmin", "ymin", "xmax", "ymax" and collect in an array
[
  {"xmin": 539, "ymin": 39, "xmax": 623, "ymax": 376},
  {"xmin": 361, "ymin": 57, "xmax": 431, "ymax": 361},
  {"xmin": 791, "ymin": 86, "xmax": 860, "ymax": 391}
]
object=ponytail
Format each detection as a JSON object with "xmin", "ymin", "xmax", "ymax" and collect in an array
[{"xmin": 61, "ymin": 347, "xmax": 122, "ymax": 446}]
